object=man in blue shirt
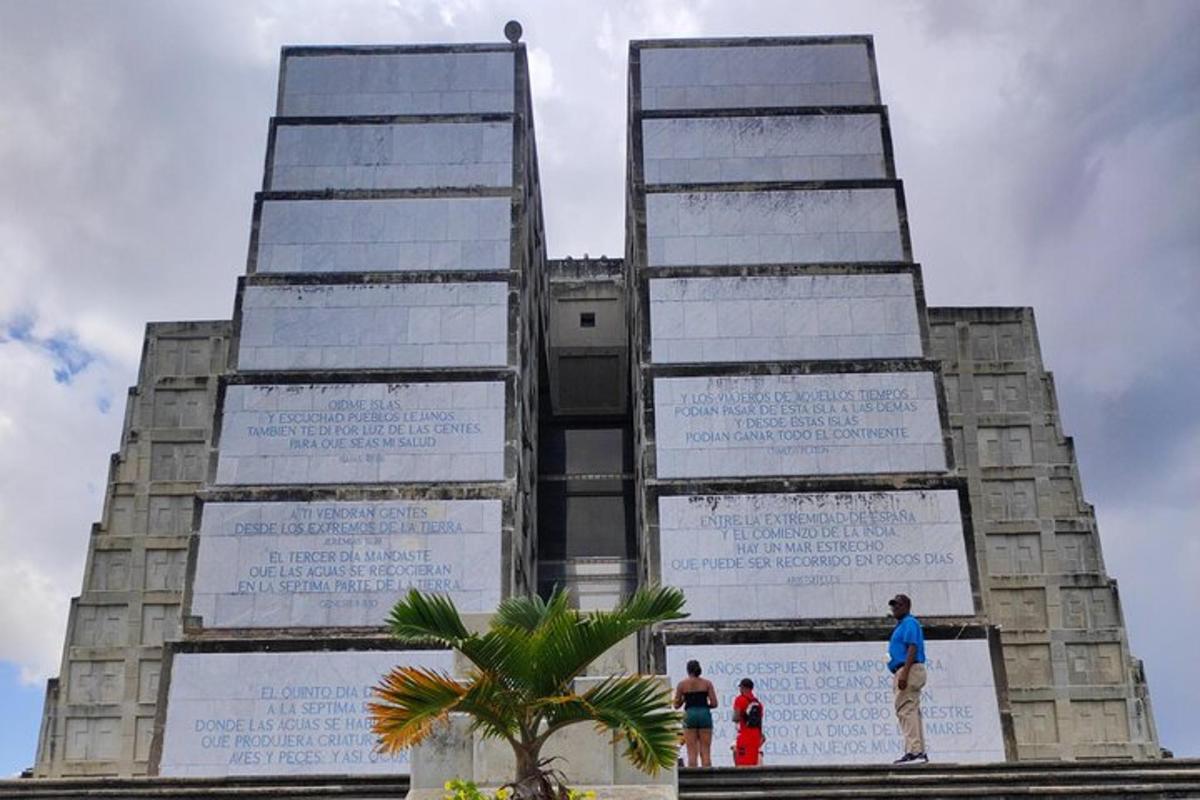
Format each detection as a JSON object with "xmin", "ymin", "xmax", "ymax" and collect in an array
[{"xmin": 887, "ymin": 593, "xmax": 928, "ymax": 764}]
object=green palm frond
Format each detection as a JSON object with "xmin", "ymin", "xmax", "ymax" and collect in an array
[
  {"xmin": 542, "ymin": 675, "xmax": 681, "ymax": 773},
  {"xmin": 524, "ymin": 595, "xmax": 587, "ymax": 690},
  {"xmin": 385, "ymin": 590, "xmax": 471, "ymax": 646},
  {"xmin": 455, "ymin": 629, "xmax": 516, "ymax": 674},
  {"xmin": 526, "ymin": 586, "xmax": 687, "ymax": 693},
  {"xmin": 373, "ymin": 586, "xmax": 687, "ymax": 782},
  {"xmin": 456, "ymin": 670, "xmax": 522, "ymax": 743},
  {"xmin": 369, "ymin": 666, "xmax": 465, "ymax": 752},
  {"xmin": 609, "ymin": 585, "xmax": 688, "ymax": 628},
  {"xmin": 493, "ymin": 590, "xmax": 561, "ymax": 633}
]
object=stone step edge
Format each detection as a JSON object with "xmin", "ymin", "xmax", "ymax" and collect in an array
[
  {"xmin": 679, "ymin": 783, "xmax": 1200, "ymax": 799},
  {"xmin": 681, "ymin": 760, "xmax": 1200, "ymax": 775},
  {"xmin": 680, "ymin": 769, "xmax": 1200, "ymax": 786}
]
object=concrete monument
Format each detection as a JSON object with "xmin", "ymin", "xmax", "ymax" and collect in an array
[{"xmin": 30, "ymin": 33, "xmax": 1160, "ymax": 786}]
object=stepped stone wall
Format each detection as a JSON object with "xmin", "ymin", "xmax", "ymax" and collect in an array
[
  {"xmin": 34, "ymin": 322, "xmax": 231, "ymax": 777},
  {"xmin": 624, "ymin": 37, "xmax": 1012, "ymax": 765},
  {"xmin": 149, "ymin": 42, "xmax": 547, "ymax": 779},
  {"xmin": 929, "ymin": 306, "xmax": 1160, "ymax": 760}
]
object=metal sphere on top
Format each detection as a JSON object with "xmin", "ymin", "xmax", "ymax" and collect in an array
[{"xmin": 503, "ymin": 20, "xmax": 523, "ymax": 43}]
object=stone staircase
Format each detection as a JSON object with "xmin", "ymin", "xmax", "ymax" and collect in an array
[
  {"xmin": 4, "ymin": 761, "xmax": 1200, "ymax": 799},
  {"xmin": 678, "ymin": 760, "xmax": 1200, "ymax": 799}
]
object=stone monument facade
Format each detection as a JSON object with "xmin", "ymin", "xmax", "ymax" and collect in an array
[
  {"xmin": 147, "ymin": 42, "xmax": 546, "ymax": 778},
  {"xmin": 31, "ymin": 34, "xmax": 1160, "ymax": 779},
  {"xmin": 929, "ymin": 307, "xmax": 1159, "ymax": 759},
  {"xmin": 34, "ymin": 322, "xmax": 230, "ymax": 777},
  {"xmin": 625, "ymin": 36, "xmax": 1008, "ymax": 765}
]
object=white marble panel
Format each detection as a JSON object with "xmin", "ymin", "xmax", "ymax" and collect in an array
[
  {"xmin": 646, "ymin": 189, "xmax": 903, "ymax": 266},
  {"xmin": 270, "ymin": 123, "xmax": 512, "ymax": 191},
  {"xmin": 237, "ymin": 283, "xmax": 508, "ymax": 370},
  {"xmin": 192, "ymin": 499, "xmax": 502, "ymax": 627},
  {"xmin": 665, "ymin": 640, "xmax": 1005, "ymax": 765},
  {"xmin": 281, "ymin": 51, "xmax": 514, "ymax": 116},
  {"xmin": 652, "ymin": 372, "xmax": 946, "ymax": 479},
  {"xmin": 649, "ymin": 274, "xmax": 920, "ymax": 363},
  {"xmin": 256, "ymin": 198, "xmax": 511, "ymax": 273},
  {"xmin": 659, "ymin": 490, "xmax": 972, "ymax": 621},
  {"xmin": 216, "ymin": 382, "xmax": 506, "ymax": 485},
  {"xmin": 159, "ymin": 649, "xmax": 453, "ymax": 776},
  {"xmin": 640, "ymin": 44, "xmax": 876, "ymax": 109},
  {"xmin": 642, "ymin": 115, "xmax": 885, "ymax": 184}
]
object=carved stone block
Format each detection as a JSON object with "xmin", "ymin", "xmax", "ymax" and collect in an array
[
  {"xmin": 1011, "ymin": 700, "xmax": 1058, "ymax": 745},
  {"xmin": 67, "ymin": 661, "xmax": 125, "ymax": 704},
  {"xmin": 140, "ymin": 604, "xmax": 180, "ymax": 646},
  {"xmin": 89, "ymin": 550, "xmax": 132, "ymax": 591},
  {"xmin": 73, "ymin": 605, "xmax": 128, "ymax": 647},
  {"xmin": 64, "ymin": 717, "xmax": 121, "ymax": 760},
  {"xmin": 991, "ymin": 588, "xmax": 1048, "ymax": 629},
  {"xmin": 1066, "ymin": 642, "xmax": 1123, "ymax": 686}
]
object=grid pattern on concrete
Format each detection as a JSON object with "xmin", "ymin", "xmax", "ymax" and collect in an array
[
  {"xmin": 33, "ymin": 323, "xmax": 230, "ymax": 777},
  {"xmin": 269, "ymin": 121, "xmax": 513, "ymax": 191},
  {"xmin": 278, "ymin": 50, "xmax": 515, "ymax": 116},
  {"xmin": 648, "ymin": 273, "xmax": 921, "ymax": 363},
  {"xmin": 930, "ymin": 306, "xmax": 1160, "ymax": 760},
  {"xmin": 214, "ymin": 381, "xmax": 507, "ymax": 484},
  {"xmin": 642, "ymin": 114, "xmax": 887, "ymax": 184},
  {"xmin": 237, "ymin": 282, "xmax": 510, "ymax": 370},
  {"xmin": 639, "ymin": 42, "xmax": 877, "ymax": 109},
  {"xmin": 254, "ymin": 197, "xmax": 512, "ymax": 273},
  {"xmin": 645, "ymin": 188, "xmax": 904, "ymax": 266}
]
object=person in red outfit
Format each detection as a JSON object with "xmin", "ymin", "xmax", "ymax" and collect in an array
[{"xmin": 731, "ymin": 678, "xmax": 764, "ymax": 766}]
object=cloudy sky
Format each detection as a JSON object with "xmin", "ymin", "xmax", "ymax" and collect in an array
[{"xmin": 0, "ymin": 0, "xmax": 1196, "ymax": 773}]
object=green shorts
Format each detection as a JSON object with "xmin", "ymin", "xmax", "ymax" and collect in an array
[{"xmin": 683, "ymin": 706, "xmax": 713, "ymax": 730}]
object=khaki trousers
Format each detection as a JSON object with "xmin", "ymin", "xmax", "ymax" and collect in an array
[{"xmin": 892, "ymin": 662, "xmax": 927, "ymax": 755}]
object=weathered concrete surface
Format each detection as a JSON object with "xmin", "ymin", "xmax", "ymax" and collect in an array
[
  {"xmin": 269, "ymin": 121, "xmax": 513, "ymax": 191},
  {"xmin": 624, "ymin": 36, "xmax": 1007, "ymax": 760},
  {"xmin": 279, "ymin": 48, "xmax": 515, "ymax": 116},
  {"xmin": 657, "ymin": 490, "xmax": 973, "ymax": 620},
  {"xmin": 648, "ymin": 272, "xmax": 920, "ymax": 363},
  {"xmin": 158, "ymin": 650, "xmax": 453, "ymax": 776},
  {"xmin": 666, "ymin": 641, "xmax": 1005, "ymax": 765},
  {"xmin": 931, "ymin": 306, "xmax": 1161, "ymax": 760},
  {"xmin": 30, "ymin": 33, "xmax": 1164, "ymax": 785},
  {"xmin": 639, "ymin": 41, "xmax": 877, "ymax": 109},
  {"xmin": 236, "ymin": 282, "xmax": 510, "ymax": 370},
  {"xmin": 33, "ymin": 322, "xmax": 231, "ymax": 778},
  {"xmin": 642, "ymin": 114, "xmax": 887, "ymax": 184},
  {"xmin": 645, "ymin": 188, "xmax": 904, "ymax": 267}
]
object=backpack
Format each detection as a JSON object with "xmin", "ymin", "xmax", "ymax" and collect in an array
[{"xmin": 744, "ymin": 699, "xmax": 763, "ymax": 729}]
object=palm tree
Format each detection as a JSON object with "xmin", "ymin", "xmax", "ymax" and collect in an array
[{"xmin": 369, "ymin": 585, "xmax": 687, "ymax": 798}]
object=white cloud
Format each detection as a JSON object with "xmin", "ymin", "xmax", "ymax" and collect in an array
[
  {"xmin": 0, "ymin": 337, "xmax": 128, "ymax": 683},
  {"xmin": 527, "ymin": 46, "xmax": 558, "ymax": 99}
]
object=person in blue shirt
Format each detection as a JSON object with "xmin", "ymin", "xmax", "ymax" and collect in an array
[{"xmin": 887, "ymin": 593, "xmax": 928, "ymax": 764}]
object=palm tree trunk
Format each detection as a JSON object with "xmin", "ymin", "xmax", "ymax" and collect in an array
[{"xmin": 513, "ymin": 742, "xmax": 544, "ymax": 796}]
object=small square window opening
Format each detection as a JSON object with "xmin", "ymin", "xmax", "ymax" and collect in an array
[{"xmin": 579, "ymin": 312, "xmax": 596, "ymax": 328}]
